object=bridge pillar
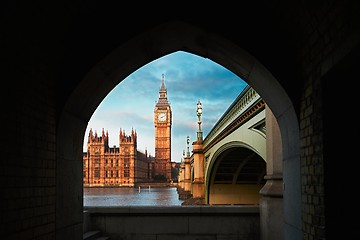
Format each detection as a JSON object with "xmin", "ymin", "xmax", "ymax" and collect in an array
[
  {"xmin": 177, "ymin": 159, "xmax": 192, "ymax": 200},
  {"xmin": 259, "ymin": 104, "xmax": 284, "ymax": 240},
  {"xmin": 192, "ymin": 140, "xmax": 205, "ymax": 199},
  {"xmin": 184, "ymin": 156, "xmax": 191, "ymax": 192},
  {"xmin": 179, "ymin": 161, "xmax": 184, "ymax": 189}
]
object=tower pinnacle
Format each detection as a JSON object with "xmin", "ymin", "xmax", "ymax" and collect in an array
[
  {"xmin": 157, "ymin": 73, "xmax": 169, "ymax": 106},
  {"xmin": 161, "ymin": 73, "xmax": 165, "ymax": 89}
]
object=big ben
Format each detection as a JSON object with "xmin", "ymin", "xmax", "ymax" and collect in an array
[{"xmin": 154, "ymin": 73, "xmax": 172, "ymax": 180}]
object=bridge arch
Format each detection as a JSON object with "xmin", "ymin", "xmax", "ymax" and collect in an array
[
  {"xmin": 206, "ymin": 141, "xmax": 266, "ymax": 205},
  {"xmin": 58, "ymin": 20, "xmax": 300, "ymax": 238}
]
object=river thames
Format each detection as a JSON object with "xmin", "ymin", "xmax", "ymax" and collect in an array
[{"xmin": 84, "ymin": 187, "xmax": 184, "ymax": 206}]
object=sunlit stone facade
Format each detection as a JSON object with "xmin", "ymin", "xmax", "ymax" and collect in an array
[
  {"xmin": 83, "ymin": 128, "xmax": 154, "ymax": 187},
  {"xmin": 154, "ymin": 74, "xmax": 172, "ymax": 180}
]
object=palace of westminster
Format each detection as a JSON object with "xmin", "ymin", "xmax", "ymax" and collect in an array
[{"xmin": 83, "ymin": 74, "xmax": 177, "ymax": 187}]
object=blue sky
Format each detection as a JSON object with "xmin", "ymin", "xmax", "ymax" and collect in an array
[{"xmin": 83, "ymin": 51, "xmax": 247, "ymax": 162}]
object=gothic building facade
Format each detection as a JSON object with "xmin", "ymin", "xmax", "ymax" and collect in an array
[
  {"xmin": 83, "ymin": 74, "xmax": 173, "ymax": 186},
  {"xmin": 83, "ymin": 128, "xmax": 155, "ymax": 187}
]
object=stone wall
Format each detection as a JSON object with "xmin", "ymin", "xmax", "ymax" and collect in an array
[{"xmin": 85, "ymin": 206, "xmax": 260, "ymax": 240}]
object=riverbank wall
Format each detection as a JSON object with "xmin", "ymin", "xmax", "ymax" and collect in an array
[
  {"xmin": 84, "ymin": 182, "xmax": 178, "ymax": 188},
  {"xmin": 135, "ymin": 182, "xmax": 177, "ymax": 188}
]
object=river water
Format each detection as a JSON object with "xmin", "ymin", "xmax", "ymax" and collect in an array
[{"xmin": 84, "ymin": 187, "xmax": 184, "ymax": 206}]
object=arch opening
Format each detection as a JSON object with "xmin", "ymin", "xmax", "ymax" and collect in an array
[
  {"xmin": 207, "ymin": 145, "xmax": 266, "ymax": 205},
  {"xmin": 57, "ymin": 20, "xmax": 301, "ymax": 239}
]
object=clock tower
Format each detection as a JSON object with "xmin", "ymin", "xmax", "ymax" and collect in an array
[{"xmin": 154, "ymin": 74, "xmax": 172, "ymax": 181}]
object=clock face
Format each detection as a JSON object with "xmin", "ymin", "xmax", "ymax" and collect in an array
[{"xmin": 158, "ymin": 112, "xmax": 167, "ymax": 122}]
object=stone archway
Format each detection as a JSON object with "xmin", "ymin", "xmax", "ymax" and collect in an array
[
  {"xmin": 206, "ymin": 142, "xmax": 266, "ymax": 205},
  {"xmin": 57, "ymin": 21, "xmax": 300, "ymax": 239}
]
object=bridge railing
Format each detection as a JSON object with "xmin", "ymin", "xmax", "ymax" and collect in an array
[{"xmin": 203, "ymin": 85, "xmax": 261, "ymax": 149}]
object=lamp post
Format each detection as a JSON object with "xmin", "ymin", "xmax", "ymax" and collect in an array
[
  {"xmin": 186, "ymin": 136, "xmax": 190, "ymax": 157},
  {"xmin": 196, "ymin": 100, "xmax": 203, "ymax": 141},
  {"xmin": 192, "ymin": 100, "xmax": 205, "ymax": 200}
]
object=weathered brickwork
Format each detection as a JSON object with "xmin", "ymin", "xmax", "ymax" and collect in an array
[
  {"xmin": 1, "ymin": 66, "xmax": 57, "ymax": 239},
  {"xmin": 295, "ymin": 1, "xmax": 359, "ymax": 239}
]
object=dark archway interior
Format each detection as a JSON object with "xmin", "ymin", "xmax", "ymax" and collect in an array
[
  {"xmin": 56, "ymin": 3, "xmax": 302, "ymax": 118},
  {"xmin": 322, "ymin": 44, "xmax": 360, "ymax": 233},
  {"xmin": 2, "ymin": 1, "xmax": 359, "ymax": 239}
]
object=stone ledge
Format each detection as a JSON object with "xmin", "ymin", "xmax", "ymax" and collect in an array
[{"xmin": 84, "ymin": 205, "xmax": 259, "ymax": 215}]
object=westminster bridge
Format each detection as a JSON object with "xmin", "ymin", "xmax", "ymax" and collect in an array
[
  {"xmin": 178, "ymin": 84, "xmax": 280, "ymax": 204},
  {"xmin": 176, "ymin": 85, "xmax": 284, "ymax": 238}
]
